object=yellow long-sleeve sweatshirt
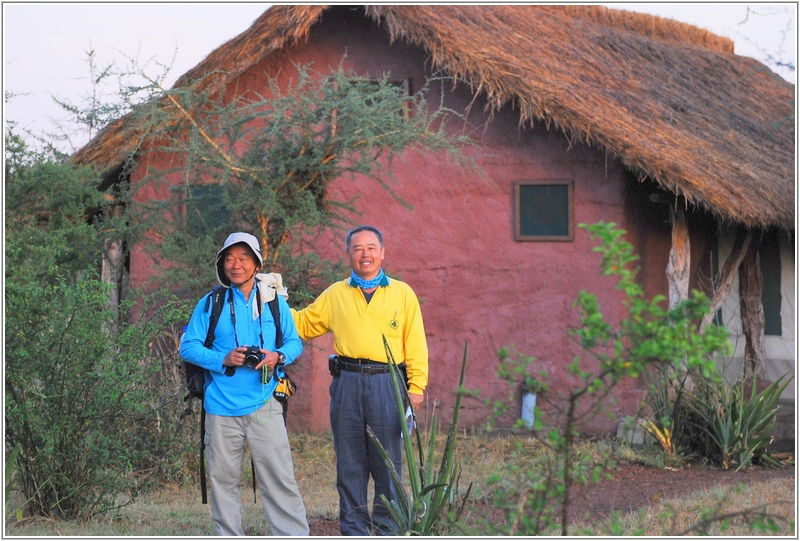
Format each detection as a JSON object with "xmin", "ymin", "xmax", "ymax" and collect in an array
[{"xmin": 291, "ymin": 276, "xmax": 429, "ymax": 395}]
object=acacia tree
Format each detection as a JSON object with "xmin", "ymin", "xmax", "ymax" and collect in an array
[{"xmin": 121, "ymin": 62, "xmax": 478, "ymax": 302}]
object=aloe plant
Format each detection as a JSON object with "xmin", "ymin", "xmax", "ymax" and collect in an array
[
  {"xmin": 684, "ymin": 372, "xmax": 792, "ymax": 470},
  {"xmin": 365, "ymin": 337, "xmax": 472, "ymax": 536},
  {"xmin": 640, "ymin": 364, "xmax": 693, "ymax": 456}
]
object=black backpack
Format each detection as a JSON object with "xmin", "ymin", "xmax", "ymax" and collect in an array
[{"xmin": 180, "ymin": 285, "xmax": 283, "ymax": 504}]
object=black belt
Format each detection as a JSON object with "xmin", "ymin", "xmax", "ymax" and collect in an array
[
  {"xmin": 337, "ymin": 355, "xmax": 383, "ymax": 365},
  {"xmin": 337, "ymin": 355, "xmax": 410, "ymax": 376},
  {"xmin": 339, "ymin": 363, "xmax": 392, "ymax": 374},
  {"xmin": 337, "ymin": 356, "xmax": 392, "ymax": 374}
]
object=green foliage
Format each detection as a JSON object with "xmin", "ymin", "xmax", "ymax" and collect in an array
[
  {"xmin": 483, "ymin": 221, "xmax": 733, "ymax": 535},
  {"xmin": 6, "ymin": 282, "xmax": 186, "ymax": 519},
  {"xmin": 366, "ymin": 338, "xmax": 472, "ymax": 535},
  {"xmin": 5, "ymin": 444, "xmax": 23, "ymax": 522},
  {"xmin": 681, "ymin": 372, "xmax": 792, "ymax": 470},
  {"xmin": 574, "ymin": 222, "xmax": 731, "ymax": 385},
  {"xmin": 644, "ymin": 368, "xmax": 786, "ymax": 468},
  {"xmin": 5, "ymin": 133, "xmax": 190, "ymax": 520},
  {"xmin": 125, "ymin": 60, "xmax": 478, "ymax": 303},
  {"xmin": 640, "ymin": 363, "xmax": 688, "ymax": 456},
  {"xmin": 5, "ymin": 134, "xmax": 108, "ymax": 284}
]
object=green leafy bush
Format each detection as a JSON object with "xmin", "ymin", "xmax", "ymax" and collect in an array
[
  {"xmin": 5, "ymin": 133, "xmax": 188, "ymax": 519},
  {"xmin": 639, "ymin": 315, "xmax": 791, "ymax": 469},
  {"xmin": 482, "ymin": 221, "xmax": 733, "ymax": 535},
  {"xmin": 6, "ymin": 280, "xmax": 185, "ymax": 519}
]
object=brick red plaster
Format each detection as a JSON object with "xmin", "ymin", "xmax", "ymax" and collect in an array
[{"xmin": 125, "ymin": 7, "xmax": 711, "ymax": 436}]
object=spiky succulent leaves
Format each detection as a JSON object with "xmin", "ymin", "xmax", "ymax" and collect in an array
[
  {"xmin": 735, "ymin": 373, "xmax": 792, "ymax": 470},
  {"xmin": 365, "ymin": 338, "xmax": 472, "ymax": 535},
  {"xmin": 382, "ymin": 335, "xmax": 422, "ymax": 492},
  {"xmin": 684, "ymin": 372, "xmax": 793, "ymax": 470}
]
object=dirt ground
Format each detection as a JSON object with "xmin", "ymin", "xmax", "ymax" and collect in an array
[{"xmin": 307, "ymin": 460, "xmax": 795, "ymax": 535}]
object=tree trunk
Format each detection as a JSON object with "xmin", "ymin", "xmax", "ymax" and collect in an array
[
  {"xmin": 666, "ymin": 204, "xmax": 690, "ymax": 309},
  {"xmin": 699, "ymin": 227, "xmax": 752, "ymax": 332},
  {"xmin": 258, "ymin": 214, "xmax": 270, "ymax": 266},
  {"xmin": 739, "ymin": 234, "xmax": 766, "ymax": 378},
  {"xmin": 101, "ymin": 199, "xmax": 124, "ymax": 321}
]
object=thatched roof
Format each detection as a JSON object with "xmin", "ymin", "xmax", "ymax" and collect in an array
[{"xmin": 73, "ymin": 5, "xmax": 795, "ymax": 230}]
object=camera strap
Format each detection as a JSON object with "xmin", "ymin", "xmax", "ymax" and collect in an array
[
  {"xmin": 226, "ymin": 284, "xmax": 271, "ymax": 504},
  {"xmin": 225, "ymin": 285, "xmax": 264, "ymax": 376}
]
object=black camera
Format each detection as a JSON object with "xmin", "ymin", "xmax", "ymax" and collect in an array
[{"xmin": 243, "ymin": 345, "xmax": 263, "ymax": 368}]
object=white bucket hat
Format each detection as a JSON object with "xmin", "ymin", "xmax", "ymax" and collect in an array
[{"xmin": 215, "ymin": 232, "xmax": 263, "ymax": 287}]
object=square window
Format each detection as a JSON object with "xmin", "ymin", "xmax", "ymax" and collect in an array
[
  {"xmin": 185, "ymin": 183, "xmax": 226, "ymax": 236},
  {"xmin": 360, "ymin": 78, "xmax": 410, "ymax": 118},
  {"xmin": 514, "ymin": 180, "xmax": 573, "ymax": 241}
]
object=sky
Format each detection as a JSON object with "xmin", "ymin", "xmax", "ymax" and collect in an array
[{"xmin": 3, "ymin": 3, "xmax": 797, "ymax": 153}]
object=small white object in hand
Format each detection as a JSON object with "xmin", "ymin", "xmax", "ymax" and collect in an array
[{"xmin": 401, "ymin": 406, "xmax": 416, "ymax": 438}]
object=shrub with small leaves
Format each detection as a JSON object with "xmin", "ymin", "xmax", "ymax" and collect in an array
[
  {"xmin": 483, "ymin": 221, "xmax": 733, "ymax": 536},
  {"xmin": 5, "ymin": 133, "xmax": 188, "ymax": 519}
]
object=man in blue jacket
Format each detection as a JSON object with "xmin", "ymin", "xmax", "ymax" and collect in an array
[{"xmin": 181, "ymin": 232, "xmax": 308, "ymax": 536}]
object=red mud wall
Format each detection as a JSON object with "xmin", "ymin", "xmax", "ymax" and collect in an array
[
  {"xmin": 270, "ymin": 8, "xmax": 648, "ymax": 435},
  {"xmin": 129, "ymin": 7, "xmax": 681, "ymax": 435}
]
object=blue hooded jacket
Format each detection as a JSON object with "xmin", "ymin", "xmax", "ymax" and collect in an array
[{"xmin": 180, "ymin": 285, "xmax": 303, "ymax": 416}]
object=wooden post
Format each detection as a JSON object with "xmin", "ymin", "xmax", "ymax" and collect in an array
[
  {"xmin": 665, "ymin": 203, "xmax": 692, "ymax": 388},
  {"xmin": 739, "ymin": 234, "xmax": 766, "ymax": 378},
  {"xmin": 101, "ymin": 196, "xmax": 124, "ymax": 320},
  {"xmin": 666, "ymin": 204, "xmax": 690, "ymax": 309},
  {"xmin": 699, "ymin": 227, "xmax": 752, "ymax": 332}
]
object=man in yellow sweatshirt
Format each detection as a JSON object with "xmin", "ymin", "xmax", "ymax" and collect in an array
[{"xmin": 292, "ymin": 225, "xmax": 428, "ymax": 536}]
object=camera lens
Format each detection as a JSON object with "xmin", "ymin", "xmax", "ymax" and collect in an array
[{"xmin": 243, "ymin": 346, "xmax": 262, "ymax": 368}]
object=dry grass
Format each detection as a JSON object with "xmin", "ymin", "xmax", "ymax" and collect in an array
[
  {"xmin": 290, "ymin": 433, "xmax": 339, "ymax": 519},
  {"xmin": 5, "ymin": 432, "xmax": 795, "ymax": 536}
]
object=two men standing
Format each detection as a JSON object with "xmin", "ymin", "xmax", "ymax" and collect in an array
[{"xmin": 181, "ymin": 226, "xmax": 428, "ymax": 536}]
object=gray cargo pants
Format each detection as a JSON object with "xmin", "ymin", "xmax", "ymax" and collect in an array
[{"xmin": 205, "ymin": 399, "xmax": 309, "ymax": 536}]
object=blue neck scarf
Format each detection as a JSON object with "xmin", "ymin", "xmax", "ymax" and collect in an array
[{"xmin": 350, "ymin": 268, "xmax": 386, "ymax": 290}]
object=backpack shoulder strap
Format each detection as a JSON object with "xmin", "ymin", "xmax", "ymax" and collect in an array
[
  {"xmin": 203, "ymin": 286, "xmax": 227, "ymax": 349},
  {"xmin": 190, "ymin": 286, "xmax": 226, "ymax": 507},
  {"xmin": 267, "ymin": 297, "xmax": 282, "ymax": 348}
]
